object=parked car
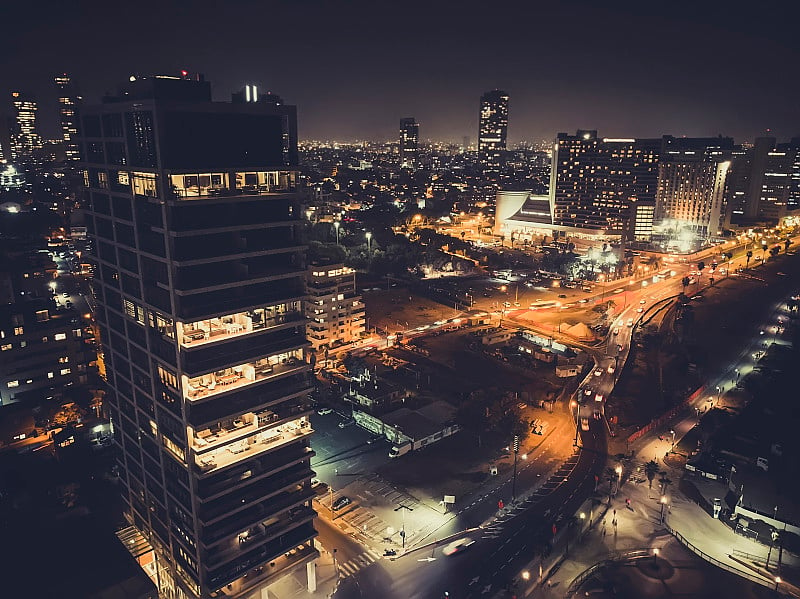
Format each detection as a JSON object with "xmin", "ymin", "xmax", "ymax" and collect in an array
[
  {"xmin": 581, "ymin": 417, "xmax": 590, "ymax": 431},
  {"xmin": 316, "ymin": 407, "xmax": 333, "ymax": 415},
  {"xmin": 338, "ymin": 418, "xmax": 355, "ymax": 428},
  {"xmin": 332, "ymin": 496, "xmax": 351, "ymax": 511}
]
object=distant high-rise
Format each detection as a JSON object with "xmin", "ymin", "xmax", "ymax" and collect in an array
[
  {"xmin": 399, "ymin": 117, "xmax": 419, "ymax": 170},
  {"xmin": 55, "ymin": 73, "xmax": 81, "ymax": 161},
  {"xmin": 725, "ymin": 137, "xmax": 794, "ymax": 224},
  {"xmin": 80, "ymin": 74, "xmax": 316, "ymax": 599},
  {"xmin": 550, "ymin": 131, "xmax": 660, "ymax": 235},
  {"xmin": 10, "ymin": 92, "xmax": 42, "ymax": 159},
  {"xmin": 654, "ymin": 137, "xmax": 733, "ymax": 238},
  {"xmin": 478, "ymin": 90, "xmax": 509, "ymax": 178}
]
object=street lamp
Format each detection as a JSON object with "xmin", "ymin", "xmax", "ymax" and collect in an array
[
  {"xmin": 334, "ymin": 220, "xmax": 340, "ymax": 245},
  {"xmin": 775, "ymin": 576, "xmax": 782, "ymax": 592},
  {"xmin": 521, "ymin": 570, "xmax": 530, "ymax": 581},
  {"xmin": 394, "ymin": 504, "xmax": 414, "ymax": 549},
  {"xmin": 660, "ymin": 496, "xmax": 668, "ymax": 524},
  {"xmin": 653, "ymin": 547, "xmax": 659, "ymax": 565},
  {"xmin": 570, "ymin": 400, "xmax": 579, "ymax": 446},
  {"xmin": 614, "ymin": 464, "xmax": 623, "ymax": 496},
  {"xmin": 670, "ymin": 429, "xmax": 676, "ymax": 447},
  {"xmin": 511, "ymin": 435, "xmax": 520, "ymax": 502}
]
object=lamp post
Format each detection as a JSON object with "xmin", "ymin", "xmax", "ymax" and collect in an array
[
  {"xmin": 394, "ymin": 504, "xmax": 414, "ymax": 549},
  {"xmin": 366, "ymin": 231, "xmax": 372, "ymax": 256},
  {"xmin": 670, "ymin": 429, "xmax": 676, "ymax": 448},
  {"xmin": 570, "ymin": 400, "xmax": 579, "ymax": 446},
  {"xmin": 660, "ymin": 496, "xmax": 668, "ymax": 524},
  {"xmin": 511, "ymin": 435, "xmax": 520, "ymax": 502},
  {"xmin": 334, "ymin": 220, "xmax": 340, "ymax": 245},
  {"xmin": 775, "ymin": 576, "xmax": 782, "ymax": 592},
  {"xmin": 614, "ymin": 464, "xmax": 623, "ymax": 497},
  {"xmin": 653, "ymin": 547, "xmax": 659, "ymax": 566}
]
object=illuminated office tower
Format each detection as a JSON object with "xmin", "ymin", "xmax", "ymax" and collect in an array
[
  {"xmin": 10, "ymin": 92, "xmax": 42, "ymax": 159},
  {"xmin": 550, "ymin": 131, "xmax": 660, "ymax": 236},
  {"xmin": 478, "ymin": 90, "xmax": 509, "ymax": 179},
  {"xmin": 55, "ymin": 73, "xmax": 81, "ymax": 161},
  {"xmin": 655, "ymin": 136, "xmax": 733, "ymax": 238},
  {"xmin": 80, "ymin": 74, "xmax": 317, "ymax": 599},
  {"xmin": 399, "ymin": 117, "xmax": 419, "ymax": 170}
]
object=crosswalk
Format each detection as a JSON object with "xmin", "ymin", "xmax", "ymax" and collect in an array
[{"xmin": 337, "ymin": 549, "xmax": 383, "ymax": 577}]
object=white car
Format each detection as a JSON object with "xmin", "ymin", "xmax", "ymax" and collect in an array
[
  {"xmin": 637, "ymin": 307, "xmax": 644, "ymax": 313},
  {"xmin": 627, "ymin": 319, "xmax": 634, "ymax": 327},
  {"xmin": 594, "ymin": 368, "xmax": 603, "ymax": 377},
  {"xmin": 316, "ymin": 407, "xmax": 333, "ymax": 415},
  {"xmin": 442, "ymin": 538, "xmax": 475, "ymax": 556},
  {"xmin": 581, "ymin": 417, "xmax": 590, "ymax": 431},
  {"xmin": 607, "ymin": 365, "xmax": 615, "ymax": 374},
  {"xmin": 639, "ymin": 299, "xmax": 646, "ymax": 304}
]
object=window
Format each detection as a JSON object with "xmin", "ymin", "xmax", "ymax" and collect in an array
[
  {"xmin": 59, "ymin": 356, "xmax": 69, "ymax": 363},
  {"xmin": 35, "ymin": 310, "xmax": 49, "ymax": 322},
  {"xmin": 54, "ymin": 333, "xmax": 67, "ymax": 341},
  {"xmin": 7, "ymin": 380, "xmax": 19, "ymax": 388},
  {"xmin": 48, "ymin": 372, "xmax": 54, "ymax": 379},
  {"xmin": 14, "ymin": 327, "xmax": 23, "ymax": 336},
  {"xmin": 1, "ymin": 344, "xmax": 11, "ymax": 351},
  {"xmin": 157, "ymin": 364, "xmax": 178, "ymax": 389},
  {"xmin": 60, "ymin": 368, "xmax": 72, "ymax": 376}
]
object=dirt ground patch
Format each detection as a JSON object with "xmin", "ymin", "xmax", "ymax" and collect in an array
[{"xmin": 609, "ymin": 254, "xmax": 800, "ymax": 433}]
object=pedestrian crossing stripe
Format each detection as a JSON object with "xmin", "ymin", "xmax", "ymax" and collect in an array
[{"xmin": 338, "ymin": 550, "xmax": 382, "ymax": 576}]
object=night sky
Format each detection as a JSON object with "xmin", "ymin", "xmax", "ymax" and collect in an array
[{"xmin": 2, "ymin": 0, "xmax": 798, "ymax": 143}]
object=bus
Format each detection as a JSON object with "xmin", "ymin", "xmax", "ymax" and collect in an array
[{"xmin": 529, "ymin": 300, "xmax": 559, "ymax": 310}]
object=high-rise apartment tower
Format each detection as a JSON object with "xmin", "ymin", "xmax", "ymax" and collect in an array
[{"xmin": 80, "ymin": 74, "xmax": 317, "ymax": 599}]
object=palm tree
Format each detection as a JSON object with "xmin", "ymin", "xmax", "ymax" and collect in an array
[{"xmin": 645, "ymin": 460, "xmax": 659, "ymax": 491}]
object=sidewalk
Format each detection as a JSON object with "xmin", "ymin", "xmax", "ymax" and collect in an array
[{"xmin": 265, "ymin": 547, "xmax": 339, "ymax": 599}]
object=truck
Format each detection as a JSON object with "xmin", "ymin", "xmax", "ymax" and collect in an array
[{"xmin": 388, "ymin": 442, "xmax": 414, "ymax": 458}]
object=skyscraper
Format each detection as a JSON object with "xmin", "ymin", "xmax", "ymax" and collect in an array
[
  {"xmin": 478, "ymin": 90, "xmax": 509, "ymax": 178},
  {"xmin": 55, "ymin": 73, "xmax": 81, "ymax": 161},
  {"xmin": 399, "ymin": 117, "xmax": 419, "ymax": 170},
  {"xmin": 654, "ymin": 136, "xmax": 733, "ymax": 238},
  {"xmin": 10, "ymin": 92, "xmax": 42, "ymax": 159},
  {"xmin": 550, "ymin": 131, "xmax": 660, "ymax": 236},
  {"xmin": 80, "ymin": 74, "xmax": 316, "ymax": 599}
]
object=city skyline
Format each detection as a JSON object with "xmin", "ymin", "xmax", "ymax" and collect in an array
[{"xmin": 2, "ymin": 1, "xmax": 798, "ymax": 144}]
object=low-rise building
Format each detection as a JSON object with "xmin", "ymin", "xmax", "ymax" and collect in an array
[{"xmin": 306, "ymin": 262, "xmax": 365, "ymax": 352}]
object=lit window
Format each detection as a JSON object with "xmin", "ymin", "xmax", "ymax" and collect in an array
[
  {"xmin": 7, "ymin": 380, "xmax": 19, "ymax": 388},
  {"xmin": 1, "ymin": 344, "xmax": 11, "ymax": 351},
  {"xmin": 48, "ymin": 372, "xmax": 54, "ymax": 379},
  {"xmin": 60, "ymin": 368, "xmax": 71, "ymax": 375},
  {"xmin": 54, "ymin": 333, "xmax": 67, "ymax": 341},
  {"xmin": 14, "ymin": 327, "xmax": 23, "ymax": 336}
]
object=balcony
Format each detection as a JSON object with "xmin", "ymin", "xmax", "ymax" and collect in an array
[
  {"xmin": 201, "ymin": 478, "xmax": 315, "ymax": 548},
  {"xmin": 197, "ymin": 444, "xmax": 314, "ymax": 501},
  {"xmin": 208, "ymin": 528, "xmax": 317, "ymax": 596},
  {"xmin": 183, "ymin": 353, "xmax": 305, "ymax": 402},
  {"xmin": 204, "ymin": 506, "xmax": 315, "ymax": 569},
  {"xmin": 194, "ymin": 419, "xmax": 312, "ymax": 477},
  {"xmin": 179, "ymin": 306, "xmax": 303, "ymax": 349}
]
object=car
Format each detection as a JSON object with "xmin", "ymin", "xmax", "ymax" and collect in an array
[
  {"xmin": 584, "ymin": 387, "xmax": 593, "ymax": 397},
  {"xmin": 612, "ymin": 328, "xmax": 619, "ymax": 335},
  {"xmin": 62, "ymin": 292, "xmax": 69, "ymax": 297},
  {"xmin": 594, "ymin": 393, "xmax": 604, "ymax": 402},
  {"xmin": 503, "ymin": 301, "xmax": 512, "ymax": 308},
  {"xmin": 513, "ymin": 301, "xmax": 521, "ymax": 307},
  {"xmin": 607, "ymin": 365, "xmax": 615, "ymax": 374},
  {"xmin": 317, "ymin": 407, "xmax": 333, "ymax": 415},
  {"xmin": 338, "ymin": 419, "xmax": 355, "ymax": 428},
  {"xmin": 594, "ymin": 368, "xmax": 603, "ymax": 377},
  {"xmin": 626, "ymin": 318, "xmax": 634, "ymax": 327},
  {"xmin": 558, "ymin": 294, "xmax": 567, "ymax": 299},
  {"xmin": 442, "ymin": 537, "xmax": 475, "ymax": 556},
  {"xmin": 332, "ymin": 496, "xmax": 351, "ymax": 511},
  {"xmin": 581, "ymin": 417, "xmax": 590, "ymax": 431},
  {"xmin": 578, "ymin": 298, "xmax": 589, "ymax": 303},
  {"xmin": 639, "ymin": 299, "xmax": 646, "ymax": 304},
  {"xmin": 366, "ymin": 435, "xmax": 382, "ymax": 445},
  {"xmin": 636, "ymin": 307, "xmax": 644, "ymax": 313}
]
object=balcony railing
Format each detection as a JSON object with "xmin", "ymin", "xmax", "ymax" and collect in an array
[
  {"xmin": 180, "ymin": 311, "xmax": 303, "ymax": 349},
  {"xmin": 185, "ymin": 358, "xmax": 306, "ymax": 402},
  {"xmin": 195, "ymin": 423, "xmax": 313, "ymax": 477}
]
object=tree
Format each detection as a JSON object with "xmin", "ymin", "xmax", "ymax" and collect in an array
[
  {"xmin": 645, "ymin": 460, "xmax": 659, "ymax": 490},
  {"xmin": 785, "ymin": 238, "xmax": 791, "ymax": 252},
  {"xmin": 697, "ymin": 261, "xmax": 705, "ymax": 276},
  {"xmin": 681, "ymin": 276, "xmax": 690, "ymax": 290}
]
